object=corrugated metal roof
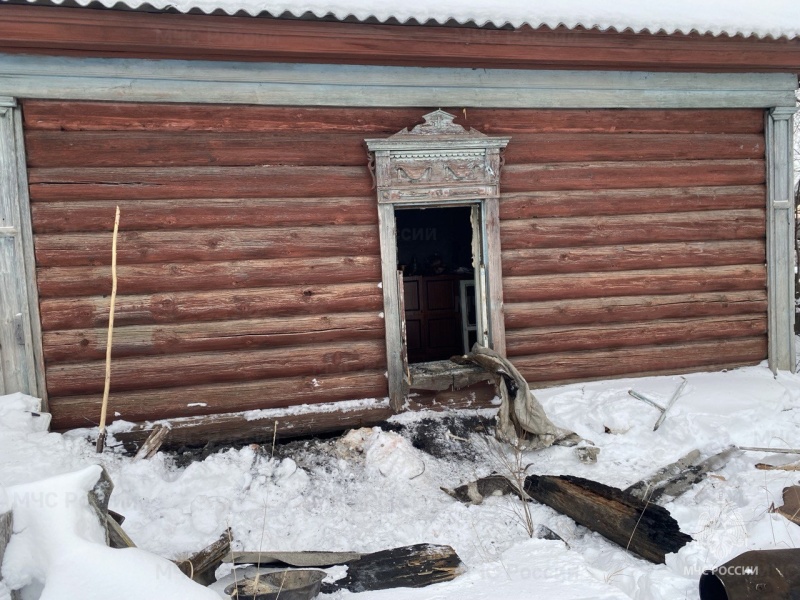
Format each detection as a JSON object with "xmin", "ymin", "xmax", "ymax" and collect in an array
[{"xmin": 5, "ymin": 0, "xmax": 800, "ymax": 39}]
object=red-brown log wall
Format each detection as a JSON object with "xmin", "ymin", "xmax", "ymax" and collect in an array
[{"xmin": 22, "ymin": 101, "xmax": 768, "ymax": 428}]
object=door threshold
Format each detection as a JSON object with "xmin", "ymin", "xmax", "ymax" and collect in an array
[{"xmin": 408, "ymin": 359, "xmax": 493, "ymax": 392}]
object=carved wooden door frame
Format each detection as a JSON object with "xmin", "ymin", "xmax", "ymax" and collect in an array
[{"xmin": 366, "ymin": 110, "xmax": 509, "ymax": 411}]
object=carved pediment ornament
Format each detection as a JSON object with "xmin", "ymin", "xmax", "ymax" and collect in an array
[{"xmin": 365, "ymin": 110, "xmax": 510, "ymax": 204}]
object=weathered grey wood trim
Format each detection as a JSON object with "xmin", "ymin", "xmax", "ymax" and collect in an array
[
  {"xmin": 766, "ymin": 107, "xmax": 797, "ymax": 373},
  {"xmin": 12, "ymin": 108, "xmax": 46, "ymax": 405},
  {"xmin": 377, "ymin": 202, "xmax": 407, "ymax": 412},
  {"xmin": 483, "ymin": 197, "xmax": 506, "ymax": 356},
  {"xmin": 0, "ymin": 103, "xmax": 42, "ymax": 399},
  {"xmin": 0, "ymin": 54, "xmax": 795, "ymax": 108}
]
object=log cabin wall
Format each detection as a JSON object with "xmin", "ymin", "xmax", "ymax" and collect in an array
[
  {"xmin": 20, "ymin": 101, "xmax": 769, "ymax": 429},
  {"xmin": 22, "ymin": 100, "xmax": 406, "ymax": 430},
  {"xmin": 495, "ymin": 108, "xmax": 768, "ymax": 386}
]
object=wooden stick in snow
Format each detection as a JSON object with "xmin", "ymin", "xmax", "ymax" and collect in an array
[{"xmin": 96, "ymin": 206, "xmax": 120, "ymax": 453}]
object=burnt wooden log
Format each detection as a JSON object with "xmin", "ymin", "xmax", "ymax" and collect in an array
[
  {"xmin": 523, "ymin": 474, "xmax": 692, "ymax": 564},
  {"xmin": 625, "ymin": 449, "xmax": 702, "ymax": 501},
  {"xmin": 321, "ymin": 544, "xmax": 463, "ymax": 593}
]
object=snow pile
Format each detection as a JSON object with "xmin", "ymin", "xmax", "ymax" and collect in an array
[
  {"xmin": 10, "ymin": 0, "xmax": 800, "ymax": 38},
  {"xmin": 1, "ymin": 466, "xmax": 220, "ymax": 600},
  {"xmin": 1, "ymin": 360, "xmax": 800, "ymax": 600}
]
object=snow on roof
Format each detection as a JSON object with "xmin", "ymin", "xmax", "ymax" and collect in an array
[{"xmin": 9, "ymin": 0, "xmax": 800, "ymax": 39}]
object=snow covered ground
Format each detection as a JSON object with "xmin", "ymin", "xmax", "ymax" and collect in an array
[{"xmin": 2, "ymin": 358, "xmax": 800, "ymax": 599}]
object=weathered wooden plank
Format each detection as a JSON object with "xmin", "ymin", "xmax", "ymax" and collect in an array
[
  {"xmin": 45, "ymin": 338, "xmax": 387, "ymax": 396},
  {"xmin": 4, "ymin": 7, "xmax": 800, "ymax": 74},
  {"xmin": 109, "ymin": 400, "xmax": 395, "ymax": 448},
  {"xmin": 501, "ymin": 160, "xmax": 765, "ymax": 192},
  {"xmin": 43, "ymin": 311, "xmax": 385, "ymax": 363},
  {"xmin": 407, "ymin": 380, "xmax": 497, "ymax": 411},
  {"xmin": 505, "ymin": 314, "xmax": 767, "ymax": 356},
  {"xmin": 36, "ymin": 255, "xmax": 382, "ymax": 297},
  {"xmin": 3, "ymin": 52, "xmax": 795, "ymax": 108},
  {"xmin": 502, "ymin": 240, "xmax": 766, "ymax": 276},
  {"xmin": 33, "ymin": 225, "xmax": 380, "ymax": 267},
  {"xmin": 39, "ymin": 282, "xmax": 384, "ymax": 330},
  {"xmin": 22, "ymin": 102, "xmax": 765, "ymax": 135},
  {"xmin": 30, "ymin": 197, "xmax": 377, "ymax": 232},
  {"xmin": 502, "ymin": 265, "xmax": 766, "ymax": 303},
  {"xmin": 515, "ymin": 337, "xmax": 767, "ymax": 383},
  {"xmin": 499, "ymin": 186, "xmax": 765, "ymax": 219},
  {"xmin": 504, "ymin": 291, "xmax": 768, "ymax": 330},
  {"xmin": 484, "ymin": 198, "xmax": 506, "ymax": 355},
  {"xmin": 503, "ymin": 133, "xmax": 764, "ymax": 163},
  {"xmin": 25, "ymin": 130, "xmax": 373, "ymax": 168},
  {"xmin": 27, "ymin": 165, "xmax": 373, "ymax": 200},
  {"xmin": 25, "ymin": 130, "xmax": 763, "ymax": 168},
  {"xmin": 49, "ymin": 370, "xmax": 389, "ymax": 428},
  {"xmin": 500, "ymin": 210, "xmax": 765, "ymax": 250}
]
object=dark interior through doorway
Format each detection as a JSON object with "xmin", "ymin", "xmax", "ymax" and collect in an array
[{"xmin": 395, "ymin": 206, "xmax": 476, "ymax": 363}]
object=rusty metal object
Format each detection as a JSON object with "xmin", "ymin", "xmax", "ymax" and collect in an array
[{"xmin": 699, "ymin": 549, "xmax": 800, "ymax": 599}]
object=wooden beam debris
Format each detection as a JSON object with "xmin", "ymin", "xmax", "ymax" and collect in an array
[
  {"xmin": 133, "ymin": 424, "xmax": 170, "ymax": 460},
  {"xmin": 176, "ymin": 528, "xmax": 231, "ymax": 586},
  {"xmin": 322, "ymin": 544, "xmax": 463, "ymax": 594},
  {"xmin": 523, "ymin": 474, "xmax": 692, "ymax": 564},
  {"xmin": 628, "ymin": 377, "xmax": 687, "ymax": 431},
  {"xmin": 626, "ymin": 447, "xmax": 738, "ymax": 504},
  {"xmin": 228, "ymin": 545, "xmax": 463, "ymax": 593}
]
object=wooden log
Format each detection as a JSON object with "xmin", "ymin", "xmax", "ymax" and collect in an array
[
  {"xmin": 25, "ymin": 131, "xmax": 372, "ymax": 168},
  {"xmin": 406, "ymin": 380, "xmax": 497, "ymax": 412},
  {"xmin": 33, "ymin": 225, "xmax": 380, "ymax": 267},
  {"xmin": 27, "ymin": 165, "xmax": 373, "ymax": 201},
  {"xmin": 22, "ymin": 102, "xmax": 765, "ymax": 135},
  {"xmin": 501, "ymin": 160, "xmax": 765, "ymax": 193},
  {"xmin": 5, "ymin": 7, "xmax": 800, "ymax": 74},
  {"xmin": 25, "ymin": 131, "xmax": 763, "ymax": 167},
  {"xmin": 322, "ymin": 544, "xmax": 464, "ymax": 593},
  {"xmin": 523, "ymin": 474, "xmax": 692, "ymax": 564},
  {"xmin": 48, "ymin": 370, "xmax": 389, "ymax": 429},
  {"xmin": 176, "ymin": 528, "xmax": 231, "ymax": 586},
  {"xmin": 503, "ymin": 133, "xmax": 764, "ymax": 163},
  {"xmin": 529, "ymin": 361, "xmax": 761, "ymax": 391},
  {"xmin": 624, "ymin": 450, "xmax": 703, "ymax": 501},
  {"xmin": 505, "ymin": 315, "xmax": 767, "ymax": 357},
  {"xmin": 45, "ymin": 339, "xmax": 387, "ymax": 396},
  {"xmin": 500, "ymin": 209, "xmax": 765, "ymax": 250},
  {"xmin": 499, "ymin": 186, "xmax": 765, "ymax": 219},
  {"xmin": 42, "ymin": 312, "xmax": 385, "ymax": 363},
  {"xmin": 133, "ymin": 424, "xmax": 170, "ymax": 460},
  {"xmin": 110, "ymin": 400, "xmax": 394, "ymax": 449},
  {"xmin": 36, "ymin": 255, "xmax": 382, "ymax": 298},
  {"xmin": 635, "ymin": 448, "xmax": 739, "ymax": 503},
  {"xmin": 502, "ymin": 265, "xmax": 766, "ymax": 304},
  {"xmin": 39, "ymin": 282, "xmax": 384, "ymax": 330},
  {"xmin": 515, "ymin": 337, "xmax": 767, "ymax": 384},
  {"xmin": 504, "ymin": 291, "xmax": 768, "ymax": 330},
  {"xmin": 30, "ymin": 197, "xmax": 377, "ymax": 232},
  {"xmin": 502, "ymin": 240, "xmax": 766, "ymax": 277}
]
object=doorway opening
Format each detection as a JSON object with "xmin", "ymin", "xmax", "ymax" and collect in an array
[{"xmin": 395, "ymin": 205, "xmax": 484, "ymax": 364}]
